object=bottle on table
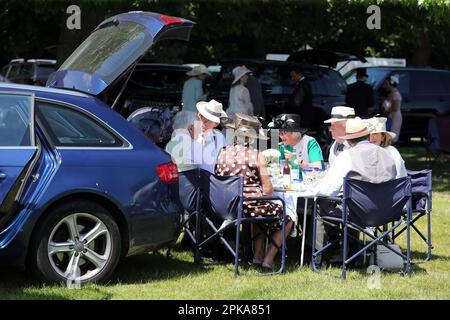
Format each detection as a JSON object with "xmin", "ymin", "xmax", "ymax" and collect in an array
[
  {"xmin": 291, "ymin": 147, "xmax": 300, "ymax": 182},
  {"xmin": 283, "ymin": 159, "xmax": 291, "ymax": 188}
]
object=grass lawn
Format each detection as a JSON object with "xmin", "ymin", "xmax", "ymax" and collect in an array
[{"xmin": 0, "ymin": 144, "xmax": 449, "ymax": 300}]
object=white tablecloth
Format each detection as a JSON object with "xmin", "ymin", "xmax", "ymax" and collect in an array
[{"xmin": 273, "ymin": 190, "xmax": 315, "ymax": 224}]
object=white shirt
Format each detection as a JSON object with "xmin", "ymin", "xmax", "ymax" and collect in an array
[
  {"xmin": 182, "ymin": 77, "xmax": 207, "ymax": 112},
  {"xmin": 386, "ymin": 146, "xmax": 407, "ymax": 178},
  {"xmin": 228, "ymin": 84, "xmax": 254, "ymax": 117},
  {"xmin": 328, "ymin": 140, "xmax": 349, "ymax": 165},
  {"xmin": 165, "ymin": 130, "xmax": 202, "ymax": 172}
]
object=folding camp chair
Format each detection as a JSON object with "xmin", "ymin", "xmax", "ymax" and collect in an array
[
  {"xmin": 392, "ymin": 169, "xmax": 432, "ymax": 262},
  {"xmin": 178, "ymin": 169, "xmax": 202, "ymax": 262},
  {"xmin": 311, "ymin": 176, "xmax": 412, "ymax": 279},
  {"xmin": 196, "ymin": 169, "xmax": 288, "ymax": 276}
]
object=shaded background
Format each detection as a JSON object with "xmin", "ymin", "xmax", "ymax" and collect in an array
[{"xmin": 0, "ymin": 0, "xmax": 449, "ymax": 69}]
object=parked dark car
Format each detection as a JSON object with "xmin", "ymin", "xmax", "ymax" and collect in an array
[
  {"xmin": 345, "ymin": 67, "xmax": 450, "ymax": 140},
  {"xmin": 207, "ymin": 58, "xmax": 347, "ymax": 154},
  {"xmin": 0, "ymin": 12, "xmax": 194, "ymax": 284},
  {"xmin": 1, "ymin": 59, "xmax": 56, "ymax": 86}
]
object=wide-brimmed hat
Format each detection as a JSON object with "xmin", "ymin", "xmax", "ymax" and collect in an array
[
  {"xmin": 267, "ymin": 114, "xmax": 308, "ymax": 134},
  {"xmin": 231, "ymin": 66, "xmax": 252, "ymax": 85},
  {"xmin": 324, "ymin": 106, "xmax": 356, "ymax": 124},
  {"xmin": 196, "ymin": 99, "xmax": 227, "ymax": 123},
  {"xmin": 339, "ymin": 117, "xmax": 373, "ymax": 140},
  {"xmin": 366, "ymin": 116, "xmax": 396, "ymax": 139},
  {"xmin": 221, "ymin": 113, "xmax": 268, "ymax": 140},
  {"xmin": 186, "ymin": 64, "xmax": 211, "ymax": 77}
]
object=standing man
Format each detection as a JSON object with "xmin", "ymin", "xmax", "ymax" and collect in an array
[
  {"xmin": 286, "ymin": 66, "xmax": 314, "ymax": 129},
  {"xmin": 323, "ymin": 106, "xmax": 356, "ymax": 165},
  {"xmin": 182, "ymin": 64, "xmax": 210, "ymax": 112},
  {"xmin": 346, "ymin": 68, "xmax": 374, "ymax": 118}
]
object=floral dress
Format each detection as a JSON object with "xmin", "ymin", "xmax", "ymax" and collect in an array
[{"xmin": 215, "ymin": 144, "xmax": 283, "ymax": 226}]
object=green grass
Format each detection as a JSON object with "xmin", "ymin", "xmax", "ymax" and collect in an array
[{"xmin": 0, "ymin": 144, "xmax": 449, "ymax": 300}]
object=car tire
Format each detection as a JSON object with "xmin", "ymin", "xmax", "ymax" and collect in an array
[{"xmin": 28, "ymin": 200, "xmax": 121, "ymax": 284}]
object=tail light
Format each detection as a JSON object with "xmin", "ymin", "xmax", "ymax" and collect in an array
[{"xmin": 156, "ymin": 162, "xmax": 179, "ymax": 183}]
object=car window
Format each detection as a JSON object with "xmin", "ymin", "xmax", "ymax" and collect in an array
[
  {"xmin": 390, "ymin": 72, "xmax": 411, "ymax": 95},
  {"xmin": 129, "ymin": 69, "xmax": 187, "ymax": 92},
  {"xmin": 0, "ymin": 94, "xmax": 33, "ymax": 147},
  {"xmin": 37, "ymin": 102, "xmax": 124, "ymax": 147},
  {"xmin": 36, "ymin": 65, "xmax": 56, "ymax": 80},
  {"xmin": 412, "ymin": 71, "xmax": 443, "ymax": 94},
  {"xmin": 310, "ymin": 70, "xmax": 346, "ymax": 96},
  {"xmin": 439, "ymin": 72, "xmax": 450, "ymax": 92},
  {"xmin": 7, "ymin": 64, "xmax": 22, "ymax": 79}
]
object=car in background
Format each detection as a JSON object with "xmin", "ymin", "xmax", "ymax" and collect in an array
[
  {"xmin": 345, "ymin": 67, "xmax": 450, "ymax": 141},
  {"xmin": 207, "ymin": 58, "xmax": 348, "ymax": 156},
  {"xmin": 0, "ymin": 12, "xmax": 194, "ymax": 284},
  {"xmin": 1, "ymin": 59, "xmax": 56, "ymax": 86}
]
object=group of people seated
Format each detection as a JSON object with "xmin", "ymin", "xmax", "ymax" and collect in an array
[{"xmin": 166, "ymin": 100, "xmax": 408, "ymax": 269}]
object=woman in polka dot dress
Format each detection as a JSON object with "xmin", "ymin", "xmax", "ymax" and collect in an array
[{"xmin": 217, "ymin": 113, "xmax": 293, "ymax": 269}]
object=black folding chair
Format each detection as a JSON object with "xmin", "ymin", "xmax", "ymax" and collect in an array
[
  {"xmin": 196, "ymin": 169, "xmax": 288, "ymax": 276},
  {"xmin": 312, "ymin": 176, "xmax": 412, "ymax": 279},
  {"xmin": 178, "ymin": 169, "xmax": 202, "ymax": 262},
  {"xmin": 392, "ymin": 169, "xmax": 433, "ymax": 262}
]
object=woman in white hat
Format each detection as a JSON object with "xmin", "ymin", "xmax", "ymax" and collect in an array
[
  {"xmin": 381, "ymin": 74, "xmax": 402, "ymax": 143},
  {"xmin": 216, "ymin": 113, "xmax": 293, "ymax": 270},
  {"xmin": 227, "ymin": 66, "xmax": 254, "ymax": 118},
  {"xmin": 182, "ymin": 64, "xmax": 210, "ymax": 112},
  {"xmin": 368, "ymin": 116, "xmax": 407, "ymax": 178}
]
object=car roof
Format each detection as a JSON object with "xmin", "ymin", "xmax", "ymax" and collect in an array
[
  {"xmin": 365, "ymin": 66, "xmax": 450, "ymax": 73},
  {"xmin": 0, "ymin": 82, "xmax": 92, "ymax": 99},
  {"xmin": 214, "ymin": 58, "xmax": 335, "ymax": 71},
  {"xmin": 135, "ymin": 63, "xmax": 192, "ymax": 71}
]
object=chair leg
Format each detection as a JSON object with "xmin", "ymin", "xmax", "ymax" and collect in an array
[
  {"xmin": 234, "ymin": 220, "xmax": 241, "ymax": 276},
  {"xmin": 311, "ymin": 203, "xmax": 318, "ymax": 273},
  {"xmin": 406, "ymin": 208, "xmax": 411, "ymax": 276},
  {"xmin": 427, "ymin": 209, "xmax": 432, "ymax": 261},
  {"xmin": 194, "ymin": 212, "xmax": 202, "ymax": 264},
  {"xmin": 342, "ymin": 223, "xmax": 348, "ymax": 280}
]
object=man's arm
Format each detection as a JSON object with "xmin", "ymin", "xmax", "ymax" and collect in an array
[{"xmin": 314, "ymin": 151, "xmax": 351, "ymax": 197}]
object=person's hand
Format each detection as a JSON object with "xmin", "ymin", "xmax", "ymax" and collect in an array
[{"xmin": 284, "ymin": 150, "xmax": 293, "ymax": 162}]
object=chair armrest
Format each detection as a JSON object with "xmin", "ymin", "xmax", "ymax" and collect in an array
[
  {"xmin": 314, "ymin": 195, "xmax": 342, "ymax": 202},
  {"xmin": 243, "ymin": 196, "xmax": 285, "ymax": 203}
]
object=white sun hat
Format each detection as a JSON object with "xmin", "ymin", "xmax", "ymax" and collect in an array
[
  {"xmin": 186, "ymin": 64, "xmax": 211, "ymax": 77},
  {"xmin": 367, "ymin": 116, "xmax": 397, "ymax": 140},
  {"xmin": 339, "ymin": 117, "xmax": 374, "ymax": 140},
  {"xmin": 324, "ymin": 106, "xmax": 356, "ymax": 124},
  {"xmin": 231, "ymin": 66, "xmax": 252, "ymax": 85},
  {"xmin": 196, "ymin": 99, "xmax": 227, "ymax": 123}
]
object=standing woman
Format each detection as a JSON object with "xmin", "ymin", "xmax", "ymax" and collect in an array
[
  {"xmin": 381, "ymin": 75, "xmax": 402, "ymax": 143},
  {"xmin": 227, "ymin": 66, "xmax": 254, "ymax": 118}
]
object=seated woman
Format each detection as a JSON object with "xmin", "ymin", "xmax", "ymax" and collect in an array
[
  {"xmin": 270, "ymin": 114, "xmax": 324, "ymax": 172},
  {"xmin": 368, "ymin": 116, "xmax": 407, "ymax": 178},
  {"xmin": 216, "ymin": 113, "xmax": 293, "ymax": 269}
]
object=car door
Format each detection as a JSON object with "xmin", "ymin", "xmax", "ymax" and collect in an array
[{"xmin": 0, "ymin": 92, "xmax": 37, "ymax": 221}]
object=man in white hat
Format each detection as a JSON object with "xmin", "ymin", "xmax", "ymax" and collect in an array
[
  {"xmin": 182, "ymin": 64, "xmax": 210, "ymax": 112},
  {"xmin": 194, "ymin": 99, "xmax": 227, "ymax": 173},
  {"xmin": 324, "ymin": 106, "xmax": 356, "ymax": 165},
  {"xmin": 313, "ymin": 117, "xmax": 397, "ymax": 264}
]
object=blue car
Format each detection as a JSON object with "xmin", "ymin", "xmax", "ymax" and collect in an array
[{"xmin": 0, "ymin": 12, "xmax": 194, "ymax": 283}]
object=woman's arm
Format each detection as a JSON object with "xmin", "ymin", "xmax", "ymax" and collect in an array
[{"xmin": 257, "ymin": 151, "xmax": 273, "ymax": 196}]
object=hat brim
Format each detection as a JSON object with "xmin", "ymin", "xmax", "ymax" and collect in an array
[
  {"xmin": 339, "ymin": 128, "xmax": 372, "ymax": 140},
  {"xmin": 232, "ymin": 71, "xmax": 251, "ymax": 85},
  {"xmin": 371, "ymin": 129, "xmax": 397, "ymax": 140},
  {"xmin": 197, "ymin": 103, "xmax": 227, "ymax": 123},
  {"xmin": 324, "ymin": 117, "xmax": 351, "ymax": 124},
  {"xmin": 186, "ymin": 70, "xmax": 211, "ymax": 77},
  {"xmin": 235, "ymin": 128, "xmax": 268, "ymax": 140}
]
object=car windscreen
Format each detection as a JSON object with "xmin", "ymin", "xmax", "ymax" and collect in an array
[
  {"xmin": 346, "ymin": 68, "xmax": 390, "ymax": 87},
  {"xmin": 36, "ymin": 65, "xmax": 56, "ymax": 80},
  {"xmin": 58, "ymin": 21, "xmax": 152, "ymax": 85}
]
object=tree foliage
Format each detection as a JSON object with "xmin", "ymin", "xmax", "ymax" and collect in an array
[{"xmin": 0, "ymin": 0, "xmax": 449, "ymax": 69}]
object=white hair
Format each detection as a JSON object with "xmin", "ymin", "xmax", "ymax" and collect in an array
[{"xmin": 172, "ymin": 111, "xmax": 198, "ymax": 130}]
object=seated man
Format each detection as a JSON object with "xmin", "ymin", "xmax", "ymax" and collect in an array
[{"xmin": 312, "ymin": 117, "xmax": 397, "ymax": 264}]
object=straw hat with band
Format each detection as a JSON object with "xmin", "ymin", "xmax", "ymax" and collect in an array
[
  {"xmin": 187, "ymin": 64, "xmax": 211, "ymax": 77},
  {"xmin": 367, "ymin": 116, "xmax": 396, "ymax": 140},
  {"xmin": 324, "ymin": 106, "xmax": 356, "ymax": 124},
  {"xmin": 267, "ymin": 113, "xmax": 308, "ymax": 134},
  {"xmin": 221, "ymin": 113, "xmax": 268, "ymax": 140},
  {"xmin": 339, "ymin": 117, "xmax": 373, "ymax": 140},
  {"xmin": 196, "ymin": 100, "xmax": 227, "ymax": 124},
  {"xmin": 231, "ymin": 66, "xmax": 252, "ymax": 85}
]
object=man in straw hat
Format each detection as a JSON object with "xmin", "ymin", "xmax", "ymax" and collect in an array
[
  {"xmin": 195, "ymin": 99, "xmax": 227, "ymax": 173},
  {"xmin": 313, "ymin": 117, "xmax": 397, "ymax": 264},
  {"xmin": 182, "ymin": 64, "xmax": 210, "ymax": 112},
  {"xmin": 324, "ymin": 106, "xmax": 356, "ymax": 165}
]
